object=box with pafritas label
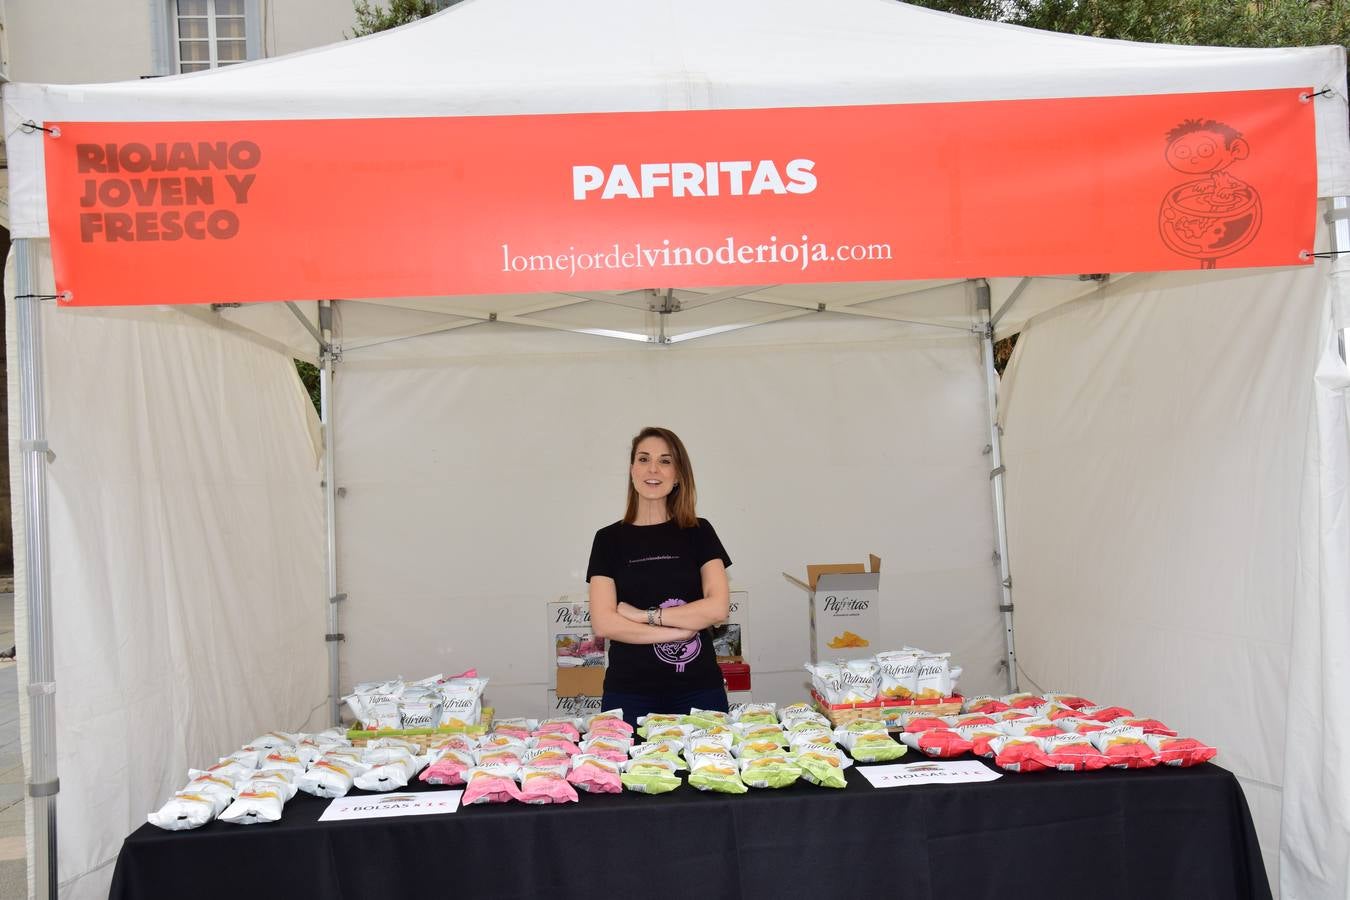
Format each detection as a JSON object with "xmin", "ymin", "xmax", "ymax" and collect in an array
[
  {"xmin": 549, "ymin": 597, "xmax": 607, "ymax": 697},
  {"xmin": 784, "ymin": 555, "xmax": 881, "ymax": 664},
  {"xmin": 547, "ymin": 691, "xmax": 604, "ymax": 720}
]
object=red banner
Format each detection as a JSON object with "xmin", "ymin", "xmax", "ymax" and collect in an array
[{"xmin": 42, "ymin": 89, "xmax": 1314, "ymax": 307}]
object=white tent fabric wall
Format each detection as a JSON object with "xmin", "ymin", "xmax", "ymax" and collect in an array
[
  {"xmin": 334, "ymin": 319, "xmax": 1008, "ymax": 713},
  {"xmin": 998, "ymin": 261, "xmax": 1338, "ymax": 895},
  {"xmin": 4, "ymin": 242, "xmax": 330, "ymax": 900}
]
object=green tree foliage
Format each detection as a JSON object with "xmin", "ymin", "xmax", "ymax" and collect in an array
[
  {"xmin": 350, "ymin": 0, "xmax": 448, "ymax": 37},
  {"xmin": 910, "ymin": 0, "xmax": 1349, "ymax": 48},
  {"xmin": 296, "ymin": 360, "xmax": 321, "ymax": 413}
]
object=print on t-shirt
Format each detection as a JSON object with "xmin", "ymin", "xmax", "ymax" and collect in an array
[{"xmin": 653, "ymin": 598, "xmax": 700, "ymax": 671}]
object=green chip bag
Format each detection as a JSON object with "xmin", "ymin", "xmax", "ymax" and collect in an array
[
  {"xmin": 687, "ymin": 752, "xmax": 749, "ymax": 794},
  {"xmin": 621, "ymin": 771, "xmax": 681, "ymax": 794},
  {"xmin": 795, "ymin": 751, "xmax": 849, "ymax": 789},
  {"xmin": 740, "ymin": 756, "xmax": 802, "ymax": 789},
  {"xmin": 847, "ymin": 735, "xmax": 907, "ymax": 763}
]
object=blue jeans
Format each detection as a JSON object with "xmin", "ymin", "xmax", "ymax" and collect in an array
[{"xmin": 601, "ymin": 685, "xmax": 729, "ymax": 729}]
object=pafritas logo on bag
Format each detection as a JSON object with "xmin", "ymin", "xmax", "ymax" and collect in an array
[
  {"xmin": 74, "ymin": 140, "xmax": 261, "ymax": 242},
  {"xmin": 573, "ymin": 159, "xmax": 816, "ymax": 200},
  {"xmin": 554, "ymin": 605, "xmax": 590, "ymax": 626}
]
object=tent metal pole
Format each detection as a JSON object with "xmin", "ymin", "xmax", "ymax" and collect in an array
[
  {"xmin": 974, "ymin": 279, "xmax": 1018, "ymax": 693},
  {"xmin": 1329, "ymin": 197, "xmax": 1349, "ymax": 363},
  {"xmin": 320, "ymin": 300, "xmax": 342, "ymax": 726},
  {"xmin": 15, "ymin": 238, "xmax": 59, "ymax": 900}
]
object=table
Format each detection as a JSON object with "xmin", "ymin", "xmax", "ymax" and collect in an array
[{"xmin": 111, "ymin": 759, "xmax": 1271, "ymax": 900}]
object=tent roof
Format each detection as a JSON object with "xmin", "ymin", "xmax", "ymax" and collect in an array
[{"xmin": 5, "ymin": 0, "xmax": 1346, "ymax": 356}]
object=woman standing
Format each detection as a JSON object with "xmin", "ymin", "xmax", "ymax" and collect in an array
[{"xmin": 586, "ymin": 427, "xmax": 732, "ymax": 727}]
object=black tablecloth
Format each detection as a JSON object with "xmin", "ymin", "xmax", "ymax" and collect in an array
[{"xmin": 110, "ymin": 759, "xmax": 1271, "ymax": 900}]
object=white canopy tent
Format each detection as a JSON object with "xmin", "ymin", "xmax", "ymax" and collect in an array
[{"xmin": 2, "ymin": 1, "xmax": 1348, "ymax": 898}]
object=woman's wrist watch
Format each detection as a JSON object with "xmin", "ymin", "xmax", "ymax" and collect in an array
[{"xmin": 646, "ymin": 607, "xmax": 657, "ymax": 626}]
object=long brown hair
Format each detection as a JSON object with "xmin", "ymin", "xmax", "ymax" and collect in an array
[{"xmin": 623, "ymin": 426, "xmax": 698, "ymax": 528}]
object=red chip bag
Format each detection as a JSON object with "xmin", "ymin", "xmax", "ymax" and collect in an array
[
  {"xmin": 999, "ymin": 718, "xmax": 1064, "ymax": 739},
  {"xmin": 1079, "ymin": 705, "xmax": 1134, "ymax": 722},
  {"xmin": 1003, "ymin": 693, "xmax": 1047, "ymax": 709},
  {"xmin": 1045, "ymin": 693, "xmax": 1094, "ymax": 710},
  {"xmin": 420, "ymin": 750, "xmax": 473, "ymax": 786},
  {"xmin": 1039, "ymin": 733, "xmax": 1110, "ymax": 771},
  {"xmin": 517, "ymin": 766, "xmax": 579, "ymax": 804},
  {"xmin": 1112, "ymin": 717, "xmax": 1177, "ymax": 737},
  {"xmin": 1055, "ymin": 717, "xmax": 1110, "ymax": 735},
  {"xmin": 944, "ymin": 713, "xmax": 997, "ymax": 728},
  {"xmin": 904, "ymin": 716, "xmax": 950, "ymax": 733},
  {"xmin": 1089, "ymin": 726, "xmax": 1158, "ymax": 768},
  {"xmin": 963, "ymin": 696, "xmax": 1011, "ymax": 714},
  {"xmin": 899, "ymin": 729, "xmax": 974, "ymax": 758},
  {"xmin": 1145, "ymin": 735, "xmax": 1217, "ymax": 767},
  {"xmin": 534, "ymin": 736, "xmax": 582, "ymax": 756},
  {"xmin": 988, "ymin": 736, "xmax": 1051, "ymax": 773},
  {"xmin": 953, "ymin": 724, "xmax": 1004, "ymax": 757}
]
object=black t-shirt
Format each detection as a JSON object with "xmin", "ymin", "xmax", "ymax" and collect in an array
[{"xmin": 586, "ymin": 518, "xmax": 731, "ymax": 694}]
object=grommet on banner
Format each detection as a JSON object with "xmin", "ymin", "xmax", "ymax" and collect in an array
[
  {"xmin": 329, "ymin": 593, "xmax": 347, "ymax": 605},
  {"xmin": 1299, "ymin": 88, "xmax": 1332, "ymax": 103},
  {"xmin": 19, "ymin": 120, "xmax": 60, "ymax": 137},
  {"xmin": 325, "ymin": 633, "xmax": 346, "ymax": 642},
  {"xmin": 989, "ymin": 465, "xmax": 1006, "ymax": 480}
]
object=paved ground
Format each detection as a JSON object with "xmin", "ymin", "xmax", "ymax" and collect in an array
[{"xmin": 0, "ymin": 586, "xmax": 28, "ymax": 899}]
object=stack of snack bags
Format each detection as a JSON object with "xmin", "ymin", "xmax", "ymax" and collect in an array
[
  {"xmin": 806, "ymin": 650, "xmax": 964, "ymax": 706},
  {"xmin": 148, "ymin": 728, "xmax": 352, "ymax": 830},
  {"xmin": 897, "ymin": 692, "xmax": 1217, "ymax": 773},
  {"xmin": 343, "ymin": 669, "xmax": 489, "ymax": 731}
]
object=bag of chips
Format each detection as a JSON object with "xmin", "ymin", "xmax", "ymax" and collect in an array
[
  {"xmin": 399, "ymin": 698, "xmax": 442, "ymax": 730},
  {"xmin": 953, "ymin": 724, "xmax": 1005, "ymax": 757},
  {"xmin": 248, "ymin": 769, "xmax": 299, "ymax": 801},
  {"xmin": 476, "ymin": 747, "xmax": 524, "ymax": 769},
  {"xmin": 429, "ymin": 734, "xmax": 478, "ymax": 756},
  {"xmin": 686, "ymin": 731, "xmax": 735, "ymax": 755},
  {"xmin": 629, "ymin": 741, "xmax": 687, "ymax": 768},
  {"xmin": 1088, "ymin": 725, "xmax": 1158, "ymax": 769},
  {"xmin": 1111, "ymin": 717, "xmax": 1178, "ymax": 737},
  {"xmin": 585, "ymin": 711, "xmax": 633, "ymax": 737},
  {"xmin": 731, "ymin": 723, "xmax": 788, "ymax": 745},
  {"xmin": 963, "ymin": 695, "xmax": 1011, "ymax": 714},
  {"xmin": 740, "ymin": 755, "xmax": 803, "ymax": 789},
  {"xmin": 438, "ymin": 677, "xmax": 489, "ymax": 728},
  {"xmin": 987, "ymin": 736, "xmax": 1052, "ymax": 773},
  {"xmin": 899, "ymin": 729, "xmax": 973, "ymax": 758},
  {"xmin": 419, "ymin": 749, "xmax": 475, "ymax": 786},
  {"xmin": 787, "ymin": 729, "xmax": 836, "ymax": 753},
  {"xmin": 518, "ymin": 764, "xmax": 580, "ymax": 804},
  {"xmin": 636, "ymin": 713, "xmax": 684, "ymax": 737},
  {"xmin": 183, "ymin": 773, "xmax": 236, "ymax": 810},
  {"xmin": 534, "ymin": 736, "xmax": 582, "ymax": 756},
  {"xmin": 246, "ymin": 732, "xmax": 298, "ymax": 752},
  {"xmin": 577, "ymin": 737, "xmax": 631, "ymax": 763},
  {"xmin": 903, "ymin": 716, "xmax": 950, "ymax": 734},
  {"xmin": 535, "ymin": 719, "xmax": 583, "ymax": 743},
  {"xmin": 225, "ymin": 749, "xmax": 264, "ymax": 770},
  {"xmin": 876, "ymin": 650, "xmax": 922, "ymax": 700},
  {"xmin": 366, "ymin": 700, "xmax": 403, "ymax": 731},
  {"xmin": 493, "ymin": 717, "xmax": 538, "ymax": 735},
  {"xmin": 730, "ymin": 702, "xmax": 778, "ymax": 725},
  {"xmin": 685, "ymin": 708, "xmax": 732, "ymax": 727},
  {"xmin": 838, "ymin": 659, "xmax": 881, "ymax": 703},
  {"xmin": 915, "ymin": 654, "xmax": 952, "ymax": 701},
  {"xmin": 1145, "ymin": 735, "xmax": 1217, "ymax": 767},
  {"xmin": 733, "ymin": 738, "xmax": 790, "ymax": 761},
  {"xmin": 1052, "ymin": 717, "xmax": 1110, "ymax": 735},
  {"xmin": 1078, "ymin": 705, "xmax": 1134, "ymax": 723},
  {"xmin": 1039, "ymin": 733, "xmax": 1110, "ymax": 771},
  {"xmin": 362, "ymin": 746, "xmax": 419, "ymax": 768},
  {"xmin": 778, "ymin": 703, "xmax": 829, "ymax": 728},
  {"xmin": 687, "ymin": 751, "xmax": 748, "ymax": 794},
  {"xmin": 462, "ymin": 765, "xmax": 523, "ymax": 805},
  {"xmin": 219, "ymin": 788, "xmax": 286, "ymax": 825},
  {"xmin": 943, "ymin": 713, "xmax": 998, "ymax": 728},
  {"xmin": 297, "ymin": 758, "xmax": 359, "ymax": 798},
  {"xmin": 200, "ymin": 758, "xmax": 254, "ymax": 783},
  {"xmin": 837, "ymin": 730, "xmax": 907, "ymax": 763},
  {"xmin": 148, "ymin": 792, "xmax": 219, "ymax": 831},
  {"xmin": 794, "ymin": 747, "xmax": 850, "ymax": 788},
  {"xmin": 1001, "ymin": 693, "xmax": 1046, "ymax": 710},
  {"xmin": 1044, "ymin": 692, "xmax": 1094, "ymax": 710},
  {"xmin": 621, "ymin": 759, "xmax": 682, "ymax": 794},
  {"xmin": 355, "ymin": 756, "xmax": 424, "ymax": 792},
  {"xmin": 997, "ymin": 718, "xmax": 1063, "ymax": 739},
  {"xmin": 260, "ymin": 752, "xmax": 307, "ymax": 777},
  {"xmin": 521, "ymin": 747, "xmax": 574, "ymax": 768},
  {"xmin": 567, "ymin": 755, "xmax": 622, "ymax": 794}
]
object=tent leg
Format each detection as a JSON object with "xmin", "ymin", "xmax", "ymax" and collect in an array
[
  {"xmin": 15, "ymin": 239, "xmax": 59, "ymax": 899},
  {"xmin": 1329, "ymin": 197, "xmax": 1349, "ymax": 363},
  {"xmin": 320, "ymin": 300, "xmax": 342, "ymax": 727},
  {"xmin": 975, "ymin": 280, "xmax": 1018, "ymax": 693}
]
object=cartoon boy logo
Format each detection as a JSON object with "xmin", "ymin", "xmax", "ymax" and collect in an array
[{"xmin": 1158, "ymin": 118, "xmax": 1262, "ymax": 269}]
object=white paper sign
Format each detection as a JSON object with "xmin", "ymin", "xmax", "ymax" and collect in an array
[
  {"xmin": 858, "ymin": 760, "xmax": 1002, "ymax": 788},
  {"xmin": 318, "ymin": 790, "xmax": 463, "ymax": 822}
]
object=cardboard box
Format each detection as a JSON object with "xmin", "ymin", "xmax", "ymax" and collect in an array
[
  {"xmin": 712, "ymin": 590, "xmax": 748, "ymax": 662},
  {"xmin": 548, "ymin": 597, "xmax": 607, "ymax": 697},
  {"xmin": 785, "ymin": 554, "xmax": 881, "ymax": 664},
  {"xmin": 547, "ymin": 691, "xmax": 604, "ymax": 719}
]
